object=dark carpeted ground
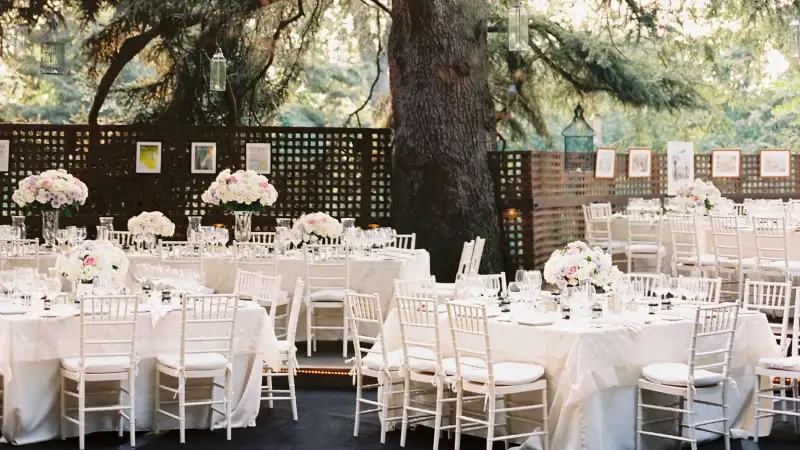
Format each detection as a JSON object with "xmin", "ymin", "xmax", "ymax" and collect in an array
[{"xmin": 14, "ymin": 389, "xmax": 800, "ymax": 450}]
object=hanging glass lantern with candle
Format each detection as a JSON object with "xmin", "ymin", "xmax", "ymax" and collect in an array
[
  {"xmin": 14, "ymin": 0, "xmax": 30, "ymax": 8},
  {"xmin": 508, "ymin": 4, "xmax": 530, "ymax": 52},
  {"xmin": 561, "ymin": 104, "xmax": 596, "ymax": 173},
  {"xmin": 210, "ymin": 48, "xmax": 227, "ymax": 92},
  {"xmin": 40, "ymin": 20, "xmax": 67, "ymax": 75},
  {"xmin": 790, "ymin": 19, "xmax": 800, "ymax": 59}
]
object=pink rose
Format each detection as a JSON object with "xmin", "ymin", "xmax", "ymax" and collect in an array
[
  {"xmin": 321, "ymin": 218, "xmax": 327, "ymax": 223},
  {"xmin": 226, "ymin": 176, "xmax": 236, "ymax": 183},
  {"xmin": 83, "ymin": 256, "xmax": 97, "ymax": 266},
  {"xmin": 566, "ymin": 266, "xmax": 578, "ymax": 277},
  {"xmin": 42, "ymin": 180, "xmax": 51, "ymax": 187},
  {"xmin": 308, "ymin": 219, "xmax": 316, "ymax": 225},
  {"xmin": 260, "ymin": 182, "xmax": 269, "ymax": 188}
]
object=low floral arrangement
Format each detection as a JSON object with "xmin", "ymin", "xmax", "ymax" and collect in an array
[
  {"xmin": 543, "ymin": 240, "xmax": 622, "ymax": 290},
  {"xmin": 201, "ymin": 169, "xmax": 278, "ymax": 212},
  {"xmin": 11, "ymin": 169, "xmax": 89, "ymax": 216},
  {"xmin": 292, "ymin": 212, "xmax": 343, "ymax": 244},
  {"xmin": 56, "ymin": 240, "xmax": 130, "ymax": 283},
  {"xmin": 127, "ymin": 211, "xmax": 175, "ymax": 237},
  {"xmin": 668, "ymin": 179, "xmax": 723, "ymax": 214}
]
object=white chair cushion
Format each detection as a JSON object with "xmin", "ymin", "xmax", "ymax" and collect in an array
[
  {"xmin": 310, "ymin": 289, "xmax": 346, "ymax": 302},
  {"xmin": 716, "ymin": 256, "xmax": 757, "ymax": 268},
  {"xmin": 276, "ymin": 340, "xmax": 296, "ymax": 354},
  {"xmin": 276, "ymin": 289, "xmax": 289, "ymax": 300},
  {"xmin": 363, "ymin": 349, "xmax": 404, "ymax": 371},
  {"xmin": 764, "ymin": 260, "xmax": 800, "ymax": 276},
  {"xmin": 626, "ymin": 244, "xmax": 665, "ymax": 254},
  {"xmin": 677, "ymin": 253, "xmax": 717, "ymax": 266},
  {"xmin": 406, "ymin": 347, "xmax": 439, "ymax": 373},
  {"xmin": 462, "ymin": 362, "xmax": 545, "ymax": 386},
  {"xmin": 443, "ymin": 356, "xmax": 487, "ymax": 376},
  {"xmin": 157, "ymin": 353, "xmax": 228, "ymax": 371},
  {"xmin": 642, "ymin": 362, "xmax": 723, "ymax": 387},
  {"xmin": 62, "ymin": 356, "xmax": 131, "ymax": 374},
  {"xmin": 758, "ymin": 356, "xmax": 800, "ymax": 371}
]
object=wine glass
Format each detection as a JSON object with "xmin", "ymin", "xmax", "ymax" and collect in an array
[
  {"xmin": 133, "ymin": 233, "xmax": 146, "ymax": 253},
  {"xmin": 652, "ymin": 275, "xmax": 670, "ymax": 303},
  {"xmin": 289, "ymin": 229, "xmax": 303, "ymax": 251},
  {"xmin": 76, "ymin": 227, "xmax": 87, "ymax": 242},
  {"xmin": 56, "ymin": 229, "xmax": 70, "ymax": 247}
]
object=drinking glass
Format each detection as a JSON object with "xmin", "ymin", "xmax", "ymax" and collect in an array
[
  {"xmin": 652, "ymin": 275, "xmax": 670, "ymax": 302},
  {"xmin": 681, "ymin": 278, "xmax": 700, "ymax": 302},
  {"xmin": 96, "ymin": 226, "xmax": 109, "ymax": 240},
  {"xmin": 76, "ymin": 227, "xmax": 87, "ymax": 242},
  {"xmin": 289, "ymin": 229, "xmax": 303, "ymax": 250},
  {"xmin": 341, "ymin": 218, "xmax": 355, "ymax": 229},
  {"xmin": 99, "ymin": 217, "xmax": 114, "ymax": 233},
  {"xmin": 215, "ymin": 228, "xmax": 229, "ymax": 246},
  {"xmin": 56, "ymin": 229, "xmax": 70, "ymax": 247}
]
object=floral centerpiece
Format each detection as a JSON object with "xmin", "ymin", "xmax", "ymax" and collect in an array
[
  {"xmin": 543, "ymin": 240, "xmax": 622, "ymax": 291},
  {"xmin": 668, "ymin": 179, "xmax": 723, "ymax": 214},
  {"xmin": 201, "ymin": 169, "xmax": 279, "ymax": 242},
  {"xmin": 127, "ymin": 211, "xmax": 175, "ymax": 237},
  {"xmin": 56, "ymin": 240, "xmax": 129, "ymax": 287},
  {"xmin": 12, "ymin": 169, "xmax": 89, "ymax": 247},
  {"xmin": 292, "ymin": 212, "xmax": 343, "ymax": 246}
]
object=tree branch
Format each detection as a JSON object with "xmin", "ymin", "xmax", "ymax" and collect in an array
[
  {"xmin": 249, "ymin": 0, "xmax": 305, "ymax": 90},
  {"xmin": 360, "ymin": 0, "xmax": 391, "ymax": 14},
  {"xmin": 345, "ymin": 10, "xmax": 383, "ymax": 127}
]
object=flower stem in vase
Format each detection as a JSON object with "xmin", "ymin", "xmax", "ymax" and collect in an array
[
  {"xmin": 41, "ymin": 210, "xmax": 59, "ymax": 250},
  {"xmin": 233, "ymin": 210, "xmax": 253, "ymax": 243}
]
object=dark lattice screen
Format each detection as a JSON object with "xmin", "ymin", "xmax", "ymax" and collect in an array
[
  {"xmin": 490, "ymin": 150, "xmax": 800, "ymax": 270},
  {"xmin": 0, "ymin": 125, "xmax": 393, "ymax": 239}
]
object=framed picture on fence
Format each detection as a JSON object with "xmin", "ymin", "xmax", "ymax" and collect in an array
[
  {"xmin": 246, "ymin": 143, "xmax": 272, "ymax": 174},
  {"xmin": 711, "ymin": 148, "xmax": 741, "ymax": 178},
  {"xmin": 0, "ymin": 140, "xmax": 8, "ymax": 172},
  {"xmin": 594, "ymin": 147, "xmax": 616, "ymax": 179},
  {"xmin": 627, "ymin": 147, "xmax": 652, "ymax": 178},
  {"xmin": 135, "ymin": 141, "xmax": 162, "ymax": 174},
  {"xmin": 191, "ymin": 142, "xmax": 217, "ymax": 174},
  {"xmin": 667, "ymin": 141, "xmax": 694, "ymax": 195},
  {"xmin": 759, "ymin": 148, "xmax": 791, "ymax": 178}
]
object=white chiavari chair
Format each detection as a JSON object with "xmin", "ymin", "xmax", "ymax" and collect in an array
[
  {"xmin": 752, "ymin": 215, "xmax": 800, "ymax": 283},
  {"xmin": 753, "ymin": 288, "xmax": 800, "ymax": 441},
  {"xmin": 303, "ymin": 244, "xmax": 352, "ymax": 358},
  {"xmin": 0, "ymin": 238, "xmax": 39, "ymax": 271},
  {"xmin": 237, "ymin": 271, "xmax": 289, "ymax": 339},
  {"xmin": 395, "ymin": 294, "xmax": 456, "ymax": 450},
  {"xmin": 109, "ymin": 231, "xmax": 133, "ymax": 249},
  {"xmin": 667, "ymin": 213, "xmax": 714, "ymax": 277},
  {"xmin": 396, "ymin": 277, "xmax": 439, "ymax": 300},
  {"xmin": 625, "ymin": 210, "xmax": 665, "ymax": 273},
  {"xmin": 154, "ymin": 294, "xmax": 239, "ymax": 443},
  {"xmin": 262, "ymin": 278, "xmax": 305, "ymax": 421},
  {"xmin": 636, "ymin": 303, "xmax": 740, "ymax": 450},
  {"xmin": 479, "ymin": 273, "xmax": 508, "ymax": 298},
  {"xmin": 446, "ymin": 301, "xmax": 550, "ymax": 450},
  {"xmin": 743, "ymin": 279, "xmax": 793, "ymax": 353},
  {"xmin": 60, "ymin": 295, "xmax": 140, "ymax": 450},
  {"xmin": 678, "ymin": 276, "xmax": 723, "ymax": 303},
  {"xmin": 233, "ymin": 269, "xmax": 264, "ymax": 301},
  {"xmin": 709, "ymin": 214, "xmax": 756, "ymax": 300},
  {"xmin": 232, "ymin": 241, "xmax": 280, "ymax": 277},
  {"xmin": 390, "ymin": 233, "xmax": 417, "ymax": 250},
  {"xmin": 467, "ymin": 236, "xmax": 485, "ymax": 275},
  {"xmin": 250, "ymin": 232, "xmax": 275, "ymax": 244},
  {"xmin": 345, "ymin": 291, "xmax": 404, "ymax": 443},
  {"xmin": 435, "ymin": 240, "xmax": 475, "ymax": 298},
  {"xmin": 159, "ymin": 241, "xmax": 205, "ymax": 280},
  {"xmin": 628, "ymin": 272, "xmax": 662, "ymax": 300},
  {"xmin": 583, "ymin": 203, "xmax": 626, "ymax": 254},
  {"xmin": 733, "ymin": 203, "xmax": 747, "ymax": 217}
]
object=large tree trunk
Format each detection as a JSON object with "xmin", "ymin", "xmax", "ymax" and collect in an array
[{"xmin": 388, "ymin": 0, "xmax": 503, "ymax": 281}]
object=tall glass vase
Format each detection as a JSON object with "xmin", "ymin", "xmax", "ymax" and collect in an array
[
  {"xmin": 187, "ymin": 216, "xmax": 202, "ymax": 241},
  {"xmin": 233, "ymin": 211, "xmax": 253, "ymax": 243},
  {"xmin": 11, "ymin": 216, "xmax": 26, "ymax": 239},
  {"xmin": 41, "ymin": 210, "xmax": 59, "ymax": 249}
]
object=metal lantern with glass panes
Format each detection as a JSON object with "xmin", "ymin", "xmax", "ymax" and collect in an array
[
  {"xmin": 561, "ymin": 104, "xmax": 596, "ymax": 172},
  {"xmin": 210, "ymin": 48, "xmax": 227, "ymax": 92},
  {"xmin": 508, "ymin": 4, "xmax": 530, "ymax": 52},
  {"xmin": 14, "ymin": 0, "xmax": 30, "ymax": 7},
  {"xmin": 40, "ymin": 21, "xmax": 67, "ymax": 75},
  {"xmin": 791, "ymin": 19, "xmax": 800, "ymax": 59}
]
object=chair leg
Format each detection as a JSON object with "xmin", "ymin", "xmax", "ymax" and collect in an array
[
  {"xmin": 722, "ymin": 380, "xmax": 730, "ymax": 450},
  {"xmin": 485, "ymin": 392, "xmax": 495, "ymax": 450},
  {"xmin": 178, "ymin": 373, "xmax": 186, "ymax": 444},
  {"xmin": 60, "ymin": 375, "xmax": 66, "ymax": 440},
  {"xmin": 226, "ymin": 368, "xmax": 233, "ymax": 441},
  {"xmin": 342, "ymin": 308, "xmax": 349, "ymax": 358},
  {"xmin": 542, "ymin": 385, "xmax": 550, "ymax": 450},
  {"xmin": 306, "ymin": 305, "xmax": 313, "ymax": 357},
  {"xmin": 754, "ymin": 375, "xmax": 760, "ymax": 442},
  {"xmin": 433, "ymin": 380, "xmax": 444, "ymax": 450},
  {"xmin": 266, "ymin": 368, "xmax": 274, "ymax": 409},
  {"xmin": 400, "ymin": 371, "xmax": 410, "ymax": 447},
  {"xmin": 153, "ymin": 370, "xmax": 160, "ymax": 433},
  {"xmin": 78, "ymin": 377, "xmax": 85, "ymax": 450},
  {"xmin": 354, "ymin": 371, "xmax": 362, "ymax": 437},
  {"xmin": 380, "ymin": 373, "xmax": 390, "ymax": 444},
  {"xmin": 454, "ymin": 386, "xmax": 463, "ymax": 450},
  {"xmin": 628, "ymin": 254, "xmax": 633, "ymax": 273},
  {"xmin": 635, "ymin": 387, "xmax": 642, "ymax": 450},
  {"xmin": 288, "ymin": 356, "xmax": 298, "ymax": 421},
  {"xmin": 498, "ymin": 396, "xmax": 509, "ymax": 450},
  {"xmin": 676, "ymin": 397, "xmax": 684, "ymax": 450},
  {"xmin": 129, "ymin": 370, "xmax": 136, "ymax": 448},
  {"xmin": 118, "ymin": 380, "xmax": 124, "ymax": 438}
]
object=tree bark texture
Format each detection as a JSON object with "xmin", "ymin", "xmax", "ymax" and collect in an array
[{"xmin": 388, "ymin": 0, "xmax": 503, "ymax": 281}]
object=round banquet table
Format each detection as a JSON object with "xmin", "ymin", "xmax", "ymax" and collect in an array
[
  {"xmin": 25, "ymin": 249, "xmax": 432, "ymax": 341},
  {"xmin": 377, "ymin": 305, "xmax": 780, "ymax": 450},
  {"xmin": 0, "ymin": 303, "xmax": 280, "ymax": 445}
]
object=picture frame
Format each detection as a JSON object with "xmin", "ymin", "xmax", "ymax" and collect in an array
[
  {"xmin": 135, "ymin": 141, "xmax": 162, "ymax": 174},
  {"xmin": 627, "ymin": 147, "xmax": 652, "ymax": 178},
  {"xmin": 759, "ymin": 148, "xmax": 791, "ymax": 178},
  {"xmin": 667, "ymin": 141, "xmax": 695, "ymax": 195},
  {"xmin": 245, "ymin": 143, "xmax": 272, "ymax": 174},
  {"xmin": 0, "ymin": 140, "xmax": 8, "ymax": 172},
  {"xmin": 594, "ymin": 147, "xmax": 616, "ymax": 179},
  {"xmin": 191, "ymin": 142, "xmax": 217, "ymax": 174},
  {"xmin": 711, "ymin": 148, "xmax": 741, "ymax": 178}
]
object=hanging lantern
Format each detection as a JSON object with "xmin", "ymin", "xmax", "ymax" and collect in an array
[
  {"xmin": 210, "ymin": 48, "xmax": 227, "ymax": 92},
  {"xmin": 14, "ymin": 0, "xmax": 30, "ymax": 8},
  {"xmin": 40, "ymin": 21, "xmax": 67, "ymax": 75},
  {"xmin": 508, "ymin": 4, "xmax": 530, "ymax": 52},
  {"xmin": 561, "ymin": 104, "xmax": 596, "ymax": 173},
  {"xmin": 791, "ymin": 19, "xmax": 800, "ymax": 59}
]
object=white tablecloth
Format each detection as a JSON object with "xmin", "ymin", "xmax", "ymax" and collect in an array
[
  {"xmin": 378, "ymin": 307, "xmax": 780, "ymax": 450},
  {"xmin": 0, "ymin": 304, "xmax": 280, "ymax": 445},
  {"xmin": 30, "ymin": 250, "xmax": 431, "ymax": 341}
]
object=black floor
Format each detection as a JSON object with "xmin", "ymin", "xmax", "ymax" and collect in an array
[{"xmin": 15, "ymin": 389, "xmax": 800, "ymax": 450}]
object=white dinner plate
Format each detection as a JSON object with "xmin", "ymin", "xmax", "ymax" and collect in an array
[
  {"xmin": 0, "ymin": 306, "xmax": 28, "ymax": 315},
  {"xmin": 26, "ymin": 310, "xmax": 61, "ymax": 318},
  {"xmin": 516, "ymin": 317, "xmax": 556, "ymax": 326}
]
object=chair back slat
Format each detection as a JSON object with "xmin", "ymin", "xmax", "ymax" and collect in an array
[
  {"xmin": 456, "ymin": 241, "xmax": 475, "ymax": 277},
  {"xmin": 583, "ymin": 203, "xmax": 614, "ymax": 250},
  {"xmin": 159, "ymin": 241, "xmax": 204, "ymax": 276},
  {"xmin": 446, "ymin": 301, "xmax": 494, "ymax": 380},
  {"xmin": 687, "ymin": 304, "xmax": 740, "ymax": 380},
  {"xmin": 80, "ymin": 295, "xmax": 139, "ymax": 361},
  {"xmin": 0, "ymin": 239, "xmax": 40, "ymax": 264},
  {"xmin": 394, "ymin": 277, "xmax": 437, "ymax": 300},
  {"xmin": 180, "ymin": 294, "xmax": 239, "ymax": 365},
  {"xmin": 743, "ymin": 279, "xmax": 793, "ymax": 356},
  {"xmin": 250, "ymin": 232, "xmax": 275, "ymax": 244},
  {"xmin": 752, "ymin": 216, "xmax": 790, "ymax": 277},
  {"xmin": 285, "ymin": 278, "xmax": 305, "ymax": 347},
  {"xmin": 345, "ymin": 291, "xmax": 389, "ymax": 369},
  {"xmin": 233, "ymin": 242, "xmax": 279, "ymax": 276},
  {"xmin": 395, "ymin": 295, "xmax": 443, "ymax": 371},
  {"xmin": 390, "ymin": 233, "xmax": 417, "ymax": 250},
  {"xmin": 468, "ymin": 237, "xmax": 486, "ymax": 275},
  {"xmin": 109, "ymin": 231, "xmax": 133, "ymax": 249},
  {"xmin": 303, "ymin": 245, "xmax": 350, "ymax": 295}
]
